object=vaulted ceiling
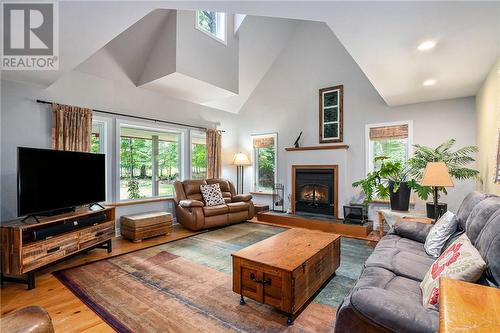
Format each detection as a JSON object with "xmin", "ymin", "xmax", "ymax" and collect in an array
[{"xmin": 2, "ymin": 1, "xmax": 498, "ymax": 110}]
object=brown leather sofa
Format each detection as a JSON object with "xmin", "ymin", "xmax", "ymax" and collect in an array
[{"xmin": 173, "ymin": 178, "xmax": 255, "ymax": 231}]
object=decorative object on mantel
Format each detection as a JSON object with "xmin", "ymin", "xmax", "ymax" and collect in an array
[
  {"xmin": 293, "ymin": 131, "xmax": 302, "ymax": 148},
  {"xmin": 420, "ymin": 162, "xmax": 454, "ymax": 222},
  {"xmin": 319, "ymin": 85, "xmax": 343, "ymax": 143},
  {"xmin": 408, "ymin": 139, "xmax": 480, "ymax": 219},
  {"xmin": 232, "ymin": 152, "xmax": 251, "ymax": 194},
  {"xmin": 285, "ymin": 144, "xmax": 349, "ymax": 151},
  {"xmin": 353, "ymin": 156, "xmax": 414, "ymax": 211},
  {"xmin": 273, "ymin": 183, "xmax": 285, "ymax": 212}
]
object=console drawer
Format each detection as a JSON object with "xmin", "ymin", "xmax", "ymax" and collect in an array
[
  {"xmin": 22, "ymin": 233, "xmax": 79, "ymax": 271},
  {"xmin": 79, "ymin": 221, "xmax": 115, "ymax": 249}
]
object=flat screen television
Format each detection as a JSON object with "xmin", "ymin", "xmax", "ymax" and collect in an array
[{"xmin": 18, "ymin": 147, "xmax": 106, "ymax": 217}]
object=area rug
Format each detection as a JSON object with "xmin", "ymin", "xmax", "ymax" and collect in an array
[{"xmin": 54, "ymin": 223, "xmax": 373, "ymax": 333}]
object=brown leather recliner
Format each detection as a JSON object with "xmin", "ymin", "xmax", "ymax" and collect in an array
[{"xmin": 173, "ymin": 178, "xmax": 255, "ymax": 231}]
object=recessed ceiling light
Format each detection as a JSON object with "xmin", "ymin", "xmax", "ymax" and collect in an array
[
  {"xmin": 418, "ymin": 40, "xmax": 436, "ymax": 51},
  {"xmin": 423, "ymin": 79, "xmax": 436, "ymax": 86}
]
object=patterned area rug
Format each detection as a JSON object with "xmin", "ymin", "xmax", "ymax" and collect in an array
[{"xmin": 54, "ymin": 223, "xmax": 372, "ymax": 332}]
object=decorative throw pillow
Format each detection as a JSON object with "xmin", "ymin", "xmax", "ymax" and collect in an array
[
  {"xmin": 200, "ymin": 183, "xmax": 225, "ymax": 206},
  {"xmin": 420, "ymin": 234, "xmax": 486, "ymax": 310},
  {"xmin": 424, "ymin": 211, "xmax": 458, "ymax": 258}
]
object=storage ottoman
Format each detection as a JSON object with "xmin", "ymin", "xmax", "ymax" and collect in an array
[{"xmin": 120, "ymin": 211, "xmax": 172, "ymax": 242}]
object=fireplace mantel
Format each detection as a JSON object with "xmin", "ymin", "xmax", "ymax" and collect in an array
[{"xmin": 285, "ymin": 144, "xmax": 349, "ymax": 152}]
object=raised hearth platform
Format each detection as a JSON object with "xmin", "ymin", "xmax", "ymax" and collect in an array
[{"xmin": 256, "ymin": 211, "xmax": 373, "ymax": 239}]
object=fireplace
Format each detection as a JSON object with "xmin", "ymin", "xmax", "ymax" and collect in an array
[{"xmin": 292, "ymin": 165, "xmax": 338, "ymax": 218}]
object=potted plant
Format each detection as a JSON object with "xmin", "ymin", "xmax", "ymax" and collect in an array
[
  {"xmin": 408, "ymin": 139, "xmax": 480, "ymax": 218},
  {"xmin": 353, "ymin": 156, "xmax": 413, "ymax": 211}
]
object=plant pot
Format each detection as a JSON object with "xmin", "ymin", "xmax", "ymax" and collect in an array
[
  {"xmin": 388, "ymin": 181, "xmax": 411, "ymax": 211},
  {"xmin": 426, "ymin": 202, "xmax": 448, "ymax": 219}
]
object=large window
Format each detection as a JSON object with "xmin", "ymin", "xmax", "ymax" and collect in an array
[
  {"xmin": 195, "ymin": 10, "xmax": 226, "ymax": 44},
  {"xmin": 253, "ymin": 134, "xmax": 277, "ymax": 192},
  {"xmin": 191, "ymin": 131, "xmax": 207, "ymax": 179},
  {"xmin": 119, "ymin": 125, "xmax": 181, "ymax": 200},
  {"xmin": 366, "ymin": 121, "xmax": 412, "ymax": 172}
]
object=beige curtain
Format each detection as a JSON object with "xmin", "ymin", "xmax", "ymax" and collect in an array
[
  {"xmin": 52, "ymin": 104, "xmax": 93, "ymax": 152},
  {"xmin": 206, "ymin": 129, "xmax": 222, "ymax": 179}
]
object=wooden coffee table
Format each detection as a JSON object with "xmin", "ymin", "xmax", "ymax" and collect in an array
[{"xmin": 232, "ymin": 228, "xmax": 340, "ymax": 324}]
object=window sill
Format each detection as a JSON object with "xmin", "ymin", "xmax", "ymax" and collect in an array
[
  {"xmin": 250, "ymin": 191, "xmax": 273, "ymax": 196},
  {"xmin": 106, "ymin": 197, "xmax": 174, "ymax": 207},
  {"xmin": 369, "ymin": 199, "xmax": 416, "ymax": 205}
]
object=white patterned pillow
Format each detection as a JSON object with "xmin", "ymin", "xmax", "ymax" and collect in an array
[
  {"xmin": 200, "ymin": 183, "xmax": 225, "ymax": 206},
  {"xmin": 420, "ymin": 233, "xmax": 486, "ymax": 310},
  {"xmin": 424, "ymin": 211, "xmax": 458, "ymax": 258}
]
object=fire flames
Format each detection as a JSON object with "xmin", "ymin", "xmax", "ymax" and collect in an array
[{"xmin": 300, "ymin": 185, "xmax": 328, "ymax": 202}]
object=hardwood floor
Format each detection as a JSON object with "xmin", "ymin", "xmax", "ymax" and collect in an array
[
  {"xmin": 0, "ymin": 225, "xmax": 200, "ymax": 333},
  {"xmin": 1, "ymin": 220, "xmax": 379, "ymax": 332}
]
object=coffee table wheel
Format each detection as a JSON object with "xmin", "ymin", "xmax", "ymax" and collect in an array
[
  {"xmin": 287, "ymin": 316, "xmax": 294, "ymax": 326},
  {"xmin": 240, "ymin": 295, "xmax": 246, "ymax": 305}
]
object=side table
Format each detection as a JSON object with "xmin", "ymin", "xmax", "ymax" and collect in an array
[
  {"xmin": 377, "ymin": 209, "xmax": 430, "ymax": 236},
  {"xmin": 439, "ymin": 277, "xmax": 500, "ymax": 332}
]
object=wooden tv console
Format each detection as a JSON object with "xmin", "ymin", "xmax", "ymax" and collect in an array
[{"xmin": 1, "ymin": 207, "xmax": 115, "ymax": 289}]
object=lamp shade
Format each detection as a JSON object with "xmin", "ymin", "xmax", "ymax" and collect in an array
[
  {"xmin": 420, "ymin": 162, "xmax": 454, "ymax": 187},
  {"xmin": 233, "ymin": 152, "xmax": 250, "ymax": 166}
]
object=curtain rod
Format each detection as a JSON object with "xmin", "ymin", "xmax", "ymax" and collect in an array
[{"xmin": 35, "ymin": 99, "xmax": 225, "ymax": 132}]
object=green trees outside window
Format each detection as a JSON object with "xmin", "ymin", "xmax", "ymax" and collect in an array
[
  {"xmin": 253, "ymin": 134, "xmax": 277, "ymax": 192},
  {"xmin": 191, "ymin": 143, "xmax": 207, "ymax": 179},
  {"xmin": 197, "ymin": 11, "xmax": 217, "ymax": 35},
  {"xmin": 256, "ymin": 147, "xmax": 276, "ymax": 191},
  {"xmin": 372, "ymin": 138, "xmax": 407, "ymax": 171},
  {"xmin": 196, "ymin": 10, "xmax": 225, "ymax": 42},
  {"xmin": 119, "ymin": 126, "xmax": 180, "ymax": 200},
  {"xmin": 90, "ymin": 133, "xmax": 100, "ymax": 154}
]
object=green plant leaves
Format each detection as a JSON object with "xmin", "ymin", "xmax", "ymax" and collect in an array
[
  {"xmin": 353, "ymin": 139, "xmax": 481, "ymax": 203},
  {"xmin": 408, "ymin": 138, "xmax": 481, "ymax": 200}
]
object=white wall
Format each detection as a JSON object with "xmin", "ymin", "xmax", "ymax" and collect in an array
[
  {"xmin": 176, "ymin": 10, "xmax": 239, "ymax": 94},
  {"xmin": 0, "ymin": 76, "xmax": 240, "ymax": 223},
  {"xmin": 476, "ymin": 58, "xmax": 500, "ymax": 195},
  {"xmin": 236, "ymin": 21, "xmax": 477, "ymax": 217}
]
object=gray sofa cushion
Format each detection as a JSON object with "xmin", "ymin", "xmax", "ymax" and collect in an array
[
  {"xmin": 393, "ymin": 221, "xmax": 433, "ymax": 243},
  {"xmin": 365, "ymin": 246, "xmax": 434, "ymax": 281},
  {"xmin": 350, "ymin": 286, "xmax": 439, "ymax": 333},
  {"xmin": 465, "ymin": 196, "xmax": 500, "ymax": 243},
  {"xmin": 456, "ymin": 191, "xmax": 488, "ymax": 231},
  {"xmin": 474, "ymin": 209, "xmax": 500, "ymax": 286},
  {"xmin": 376, "ymin": 234, "xmax": 427, "ymax": 256}
]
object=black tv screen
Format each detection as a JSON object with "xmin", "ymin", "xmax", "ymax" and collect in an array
[{"xmin": 18, "ymin": 147, "xmax": 106, "ymax": 216}]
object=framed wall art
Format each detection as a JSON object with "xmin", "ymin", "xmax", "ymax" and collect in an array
[{"xmin": 319, "ymin": 85, "xmax": 343, "ymax": 143}]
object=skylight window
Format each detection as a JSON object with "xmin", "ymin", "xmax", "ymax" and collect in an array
[{"xmin": 195, "ymin": 10, "xmax": 226, "ymax": 44}]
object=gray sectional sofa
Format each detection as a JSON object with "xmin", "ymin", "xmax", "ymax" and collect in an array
[{"xmin": 335, "ymin": 191, "xmax": 500, "ymax": 333}]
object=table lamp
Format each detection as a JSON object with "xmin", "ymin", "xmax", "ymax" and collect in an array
[
  {"xmin": 233, "ymin": 152, "xmax": 250, "ymax": 194},
  {"xmin": 420, "ymin": 162, "xmax": 454, "ymax": 221}
]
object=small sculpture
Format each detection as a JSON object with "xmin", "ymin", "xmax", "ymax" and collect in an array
[{"xmin": 294, "ymin": 131, "xmax": 303, "ymax": 148}]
